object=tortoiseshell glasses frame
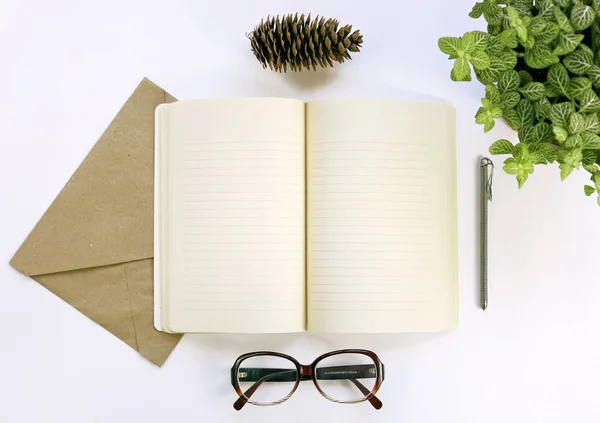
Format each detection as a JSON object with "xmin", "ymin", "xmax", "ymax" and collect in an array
[{"xmin": 230, "ymin": 349, "xmax": 385, "ymax": 410}]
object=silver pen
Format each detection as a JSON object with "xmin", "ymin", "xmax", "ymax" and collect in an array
[{"xmin": 480, "ymin": 157, "xmax": 494, "ymax": 311}]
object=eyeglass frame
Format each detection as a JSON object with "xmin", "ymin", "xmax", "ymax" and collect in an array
[{"xmin": 230, "ymin": 349, "xmax": 385, "ymax": 410}]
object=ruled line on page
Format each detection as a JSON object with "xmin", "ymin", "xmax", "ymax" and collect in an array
[
  {"xmin": 309, "ymin": 141, "xmax": 430, "ymax": 147},
  {"xmin": 183, "ymin": 140, "xmax": 299, "ymax": 145},
  {"xmin": 184, "ymin": 157, "xmax": 300, "ymax": 161},
  {"xmin": 311, "ymin": 157, "xmax": 430, "ymax": 163},
  {"xmin": 310, "ymin": 307, "xmax": 422, "ymax": 313},
  {"xmin": 182, "ymin": 308, "xmax": 303, "ymax": 312}
]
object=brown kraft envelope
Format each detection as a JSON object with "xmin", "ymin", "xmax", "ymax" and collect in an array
[{"xmin": 10, "ymin": 78, "xmax": 182, "ymax": 366}]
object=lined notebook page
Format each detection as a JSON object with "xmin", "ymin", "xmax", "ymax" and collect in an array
[
  {"xmin": 158, "ymin": 99, "xmax": 306, "ymax": 333},
  {"xmin": 306, "ymin": 99, "xmax": 457, "ymax": 332}
]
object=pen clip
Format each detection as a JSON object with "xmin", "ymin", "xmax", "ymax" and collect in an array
[{"xmin": 480, "ymin": 157, "xmax": 494, "ymax": 201}]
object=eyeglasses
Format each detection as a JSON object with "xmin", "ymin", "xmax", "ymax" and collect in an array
[{"xmin": 230, "ymin": 349, "xmax": 385, "ymax": 410}]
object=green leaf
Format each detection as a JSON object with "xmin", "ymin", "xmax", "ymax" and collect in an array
[
  {"xmin": 557, "ymin": 33, "xmax": 585, "ymax": 56},
  {"xmin": 488, "ymin": 23, "xmax": 502, "ymax": 37},
  {"xmin": 513, "ymin": 0, "xmax": 533, "ymax": 16},
  {"xmin": 498, "ymin": 51, "xmax": 518, "ymax": 70},
  {"xmin": 476, "ymin": 99, "xmax": 502, "ymax": 133},
  {"xmin": 553, "ymin": 45, "xmax": 568, "ymax": 56},
  {"xmin": 529, "ymin": 151, "xmax": 547, "ymax": 164},
  {"xmin": 560, "ymin": 162, "xmax": 575, "ymax": 180},
  {"xmin": 587, "ymin": 66, "xmax": 600, "ymax": 89},
  {"xmin": 538, "ymin": 0, "xmax": 554, "ymax": 19},
  {"xmin": 500, "ymin": 28, "xmax": 519, "ymax": 48},
  {"xmin": 519, "ymin": 82, "xmax": 546, "ymax": 100},
  {"xmin": 503, "ymin": 108, "xmax": 522, "ymax": 129},
  {"xmin": 571, "ymin": 5, "xmax": 595, "ymax": 31},
  {"xmin": 516, "ymin": 26, "xmax": 529, "ymax": 45},
  {"xmin": 489, "ymin": 139, "xmax": 515, "ymax": 155},
  {"xmin": 549, "ymin": 102, "xmax": 574, "ymax": 127},
  {"xmin": 594, "ymin": 173, "xmax": 600, "ymax": 192},
  {"xmin": 564, "ymin": 48, "xmax": 594, "ymax": 75},
  {"xmin": 482, "ymin": 98, "xmax": 501, "ymax": 115},
  {"xmin": 548, "ymin": 63, "xmax": 570, "ymax": 95},
  {"xmin": 528, "ymin": 16, "xmax": 547, "ymax": 35},
  {"xmin": 554, "ymin": 125, "xmax": 569, "ymax": 142},
  {"xmin": 529, "ymin": 142, "xmax": 558, "ymax": 163},
  {"xmin": 475, "ymin": 55, "xmax": 512, "ymax": 83},
  {"xmin": 466, "ymin": 31, "xmax": 491, "ymax": 50},
  {"xmin": 486, "ymin": 36, "xmax": 505, "ymax": 56},
  {"xmin": 476, "ymin": 107, "xmax": 487, "ymax": 124},
  {"xmin": 460, "ymin": 35, "xmax": 476, "ymax": 54},
  {"xmin": 516, "ymin": 99, "xmax": 536, "ymax": 126},
  {"xmin": 507, "ymin": 6, "xmax": 520, "ymax": 26},
  {"xmin": 593, "ymin": 21, "xmax": 600, "ymax": 52},
  {"xmin": 584, "ymin": 185, "xmax": 596, "ymax": 196},
  {"xmin": 594, "ymin": 172, "xmax": 600, "ymax": 191},
  {"xmin": 554, "ymin": 5, "xmax": 574, "ymax": 33},
  {"xmin": 519, "ymin": 70, "xmax": 534, "ymax": 86},
  {"xmin": 470, "ymin": 2, "xmax": 485, "ymax": 19},
  {"xmin": 533, "ymin": 97, "xmax": 552, "ymax": 120},
  {"xmin": 569, "ymin": 112, "xmax": 585, "ymax": 134},
  {"xmin": 439, "ymin": 37, "xmax": 461, "ymax": 55},
  {"xmin": 566, "ymin": 134, "xmax": 583, "ymax": 148},
  {"xmin": 584, "ymin": 114, "xmax": 600, "ymax": 133},
  {"xmin": 579, "ymin": 43, "xmax": 594, "ymax": 58},
  {"xmin": 524, "ymin": 44, "xmax": 560, "ymax": 69},
  {"xmin": 484, "ymin": 3, "xmax": 504, "ymax": 26},
  {"xmin": 515, "ymin": 142, "xmax": 532, "ymax": 164},
  {"xmin": 469, "ymin": 49, "xmax": 491, "ymax": 70},
  {"xmin": 502, "ymin": 91, "xmax": 521, "ymax": 109},
  {"xmin": 453, "ymin": 58, "xmax": 471, "ymax": 81},
  {"xmin": 508, "ymin": 143, "xmax": 535, "ymax": 188},
  {"xmin": 522, "ymin": 35, "xmax": 535, "ymax": 49},
  {"xmin": 544, "ymin": 82, "xmax": 560, "ymax": 98},
  {"xmin": 559, "ymin": 148, "xmax": 584, "ymax": 180},
  {"xmin": 568, "ymin": 77, "xmax": 593, "ymax": 100},
  {"xmin": 593, "ymin": 0, "xmax": 600, "ymax": 15},
  {"xmin": 579, "ymin": 90, "xmax": 600, "ymax": 113},
  {"xmin": 583, "ymin": 149, "xmax": 597, "ymax": 165},
  {"xmin": 533, "ymin": 122, "xmax": 554, "ymax": 143},
  {"xmin": 582, "ymin": 131, "xmax": 600, "ymax": 148},
  {"xmin": 503, "ymin": 157, "xmax": 520, "ymax": 174},
  {"xmin": 451, "ymin": 68, "xmax": 472, "ymax": 81},
  {"xmin": 475, "ymin": 68, "xmax": 500, "ymax": 84},
  {"xmin": 584, "ymin": 164, "xmax": 600, "ymax": 174},
  {"xmin": 517, "ymin": 172, "xmax": 530, "ymax": 188},
  {"xmin": 486, "ymin": 85, "xmax": 502, "ymax": 105},
  {"xmin": 535, "ymin": 21, "xmax": 560, "ymax": 45},
  {"xmin": 519, "ymin": 124, "xmax": 536, "ymax": 144}
]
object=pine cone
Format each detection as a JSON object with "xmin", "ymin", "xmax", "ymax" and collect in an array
[{"xmin": 249, "ymin": 13, "xmax": 363, "ymax": 72}]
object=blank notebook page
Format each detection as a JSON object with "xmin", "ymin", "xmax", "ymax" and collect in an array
[
  {"xmin": 306, "ymin": 99, "xmax": 457, "ymax": 332},
  {"xmin": 158, "ymin": 98, "xmax": 306, "ymax": 333}
]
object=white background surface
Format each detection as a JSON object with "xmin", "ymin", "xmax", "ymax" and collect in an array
[{"xmin": 1, "ymin": 0, "xmax": 600, "ymax": 422}]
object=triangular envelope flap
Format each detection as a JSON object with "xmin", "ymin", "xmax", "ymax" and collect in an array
[
  {"xmin": 33, "ymin": 259, "xmax": 182, "ymax": 367},
  {"xmin": 10, "ymin": 78, "xmax": 176, "ymax": 276}
]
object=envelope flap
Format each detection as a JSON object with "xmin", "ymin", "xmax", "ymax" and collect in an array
[{"xmin": 10, "ymin": 78, "xmax": 176, "ymax": 276}]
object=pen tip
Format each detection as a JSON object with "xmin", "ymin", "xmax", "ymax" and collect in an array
[{"xmin": 482, "ymin": 300, "xmax": 488, "ymax": 311}]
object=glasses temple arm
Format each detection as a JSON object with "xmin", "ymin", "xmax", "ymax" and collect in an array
[{"xmin": 347, "ymin": 378, "xmax": 383, "ymax": 410}]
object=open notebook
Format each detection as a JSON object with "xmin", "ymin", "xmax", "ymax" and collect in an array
[{"xmin": 154, "ymin": 98, "xmax": 457, "ymax": 334}]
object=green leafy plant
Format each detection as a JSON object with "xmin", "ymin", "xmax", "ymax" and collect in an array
[{"xmin": 439, "ymin": 0, "xmax": 600, "ymax": 205}]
